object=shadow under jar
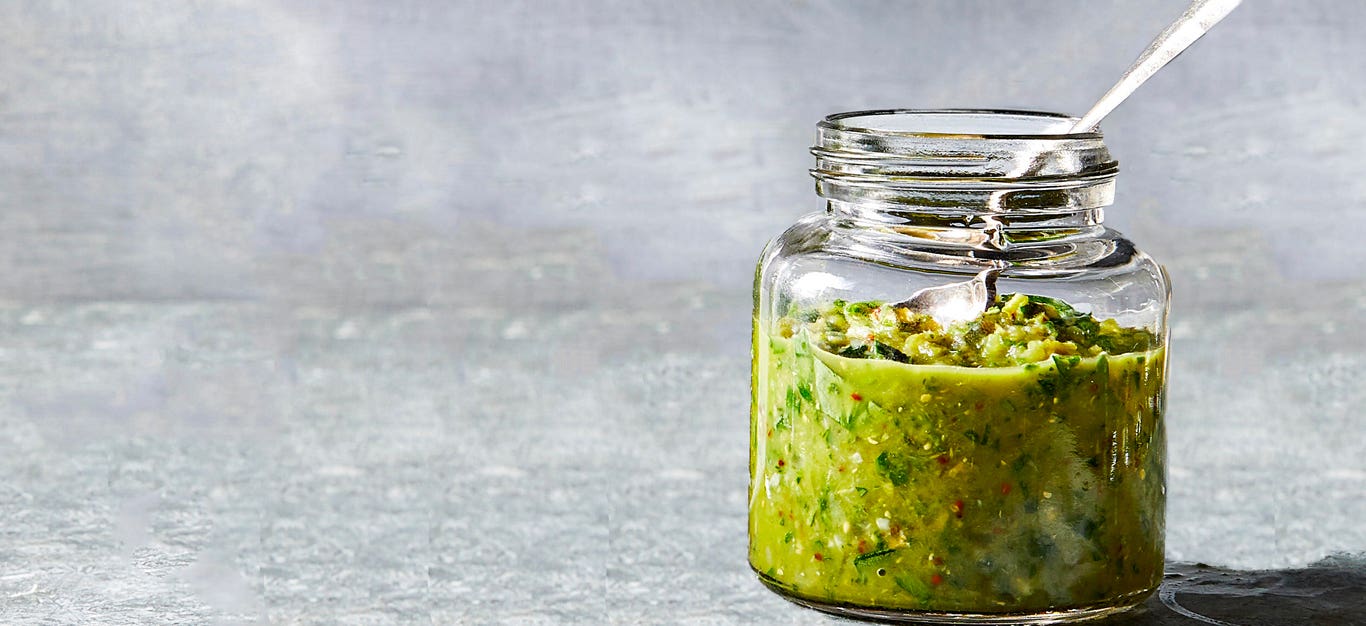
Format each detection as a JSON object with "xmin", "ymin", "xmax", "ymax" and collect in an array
[{"xmin": 750, "ymin": 110, "xmax": 1170, "ymax": 624}]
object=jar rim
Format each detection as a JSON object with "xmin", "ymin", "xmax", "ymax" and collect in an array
[{"xmin": 820, "ymin": 109, "xmax": 1103, "ymax": 141}]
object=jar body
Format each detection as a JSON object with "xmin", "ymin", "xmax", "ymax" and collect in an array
[{"xmin": 749, "ymin": 111, "xmax": 1170, "ymax": 623}]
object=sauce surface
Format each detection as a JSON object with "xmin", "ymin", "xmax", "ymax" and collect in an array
[{"xmin": 749, "ymin": 294, "xmax": 1166, "ymax": 612}]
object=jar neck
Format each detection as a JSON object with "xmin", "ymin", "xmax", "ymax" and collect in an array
[
  {"xmin": 828, "ymin": 199, "xmax": 1106, "ymax": 252},
  {"xmin": 811, "ymin": 109, "xmax": 1119, "ymax": 251},
  {"xmin": 828, "ymin": 199, "xmax": 1105, "ymax": 229}
]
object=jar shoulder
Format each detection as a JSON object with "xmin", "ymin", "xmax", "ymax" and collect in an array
[
  {"xmin": 757, "ymin": 215, "xmax": 1169, "ymax": 327},
  {"xmin": 762, "ymin": 214, "xmax": 1165, "ymax": 283},
  {"xmin": 758, "ymin": 212, "xmax": 830, "ymax": 266}
]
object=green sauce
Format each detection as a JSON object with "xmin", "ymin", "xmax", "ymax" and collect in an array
[{"xmin": 749, "ymin": 294, "xmax": 1166, "ymax": 613}]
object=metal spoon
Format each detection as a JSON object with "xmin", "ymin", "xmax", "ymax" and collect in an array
[
  {"xmin": 1072, "ymin": 0, "xmax": 1242, "ymax": 132},
  {"xmin": 894, "ymin": 268, "xmax": 1001, "ymax": 328},
  {"xmin": 896, "ymin": 0, "xmax": 1241, "ymax": 326}
]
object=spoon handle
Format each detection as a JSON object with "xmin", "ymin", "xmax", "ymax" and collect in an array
[{"xmin": 1071, "ymin": 0, "xmax": 1242, "ymax": 132}]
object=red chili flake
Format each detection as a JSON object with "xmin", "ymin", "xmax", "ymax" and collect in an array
[
  {"xmin": 850, "ymin": 392, "xmax": 863, "ymax": 401},
  {"xmin": 857, "ymin": 540, "xmax": 869, "ymax": 554},
  {"xmin": 1000, "ymin": 482, "xmax": 1012, "ymax": 495},
  {"xmin": 932, "ymin": 556, "xmax": 944, "ymax": 566},
  {"xmin": 889, "ymin": 523, "xmax": 901, "ymax": 536},
  {"xmin": 930, "ymin": 573, "xmax": 943, "ymax": 586},
  {"xmin": 777, "ymin": 459, "xmax": 785, "ymax": 467},
  {"xmin": 813, "ymin": 553, "xmax": 824, "ymax": 562},
  {"xmin": 1089, "ymin": 382, "xmax": 1100, "ymax": 393},
  {"xmin": 937, "ymin": 455, "xmax": 949, "ymax": 466},
  {"xmin": 973, "ymin": 401, "xmax": 984, "ymax": 411},
  {"xmin": 767, "ymin": 428, "xmax": 774, "ymax": 438},
  {"xmin": 837, "ymin": 466, "xmax": 845, "ymax": 473},
  {"xmin": 952, "ymin": 500, "xmax": 965, "ymax": 518}
]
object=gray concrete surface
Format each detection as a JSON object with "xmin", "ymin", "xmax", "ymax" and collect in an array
[{"xmin": 0, "ymin": 1, "xmax": 1362, "ymax": 623}]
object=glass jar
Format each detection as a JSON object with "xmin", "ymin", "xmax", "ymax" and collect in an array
[{"xmin": 749, "ymin": 110, "xmax": 1170, "ymax": 623}]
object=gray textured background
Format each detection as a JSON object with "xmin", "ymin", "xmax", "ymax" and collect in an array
[{"xmin": 0, "ymin": 1, "xmax": 1363, "ymax": 624}]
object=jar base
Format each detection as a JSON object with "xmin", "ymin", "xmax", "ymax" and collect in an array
[{"xmin": 755, "ymin": 568, "xmax": 1154, "ymax": 625}]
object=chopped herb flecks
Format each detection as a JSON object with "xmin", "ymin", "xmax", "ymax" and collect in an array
[{"xmin": 784, "ymin": 294, "xmax": 1155, "ymax": 368}]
